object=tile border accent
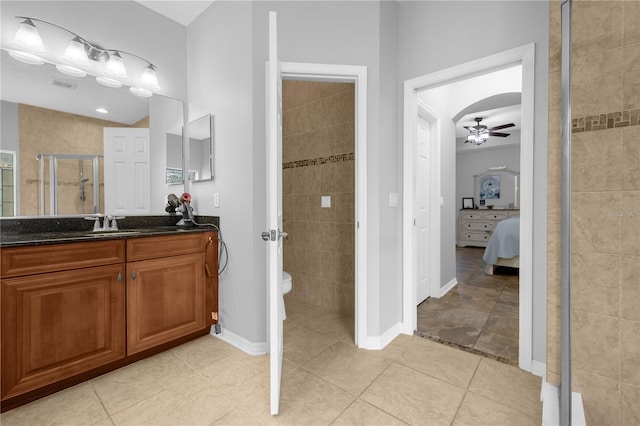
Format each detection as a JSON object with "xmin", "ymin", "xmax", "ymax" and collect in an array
[
  {"xmin": 283, "ymin": 152, "xmax": 354, "ymax": 170},
  {"xmin": 572, "ymin": 108, "xmax": 640, "ymax": 133}
]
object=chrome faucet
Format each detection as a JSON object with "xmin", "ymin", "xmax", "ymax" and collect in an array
[{"xmin": 84, "ymin": 214, "xmax": 126, "ymax": 231}]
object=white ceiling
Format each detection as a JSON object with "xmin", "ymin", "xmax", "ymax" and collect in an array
[{"xmin": 134, "ymin": 1, "xmax": 214, "ymax": 26}]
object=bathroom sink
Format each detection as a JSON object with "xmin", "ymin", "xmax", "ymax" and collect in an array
[{"xmin": 88, "ymin": 230, "xmax": 141, "ymax": 238}]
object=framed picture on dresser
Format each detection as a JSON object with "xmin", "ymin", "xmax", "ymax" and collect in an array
[{"xmin": 462, "ymin": 197, "xmax": 474, "ymax": 209}]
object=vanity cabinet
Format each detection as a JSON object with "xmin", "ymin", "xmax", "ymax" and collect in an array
[
  {"xmin": 126, "ymin": 234, "xmax": 209, "ymax": 355},
  {"xmin": 1, "ymin": 240, "xmax": 126, "ymax": 400},
  {"xmin": 0, "ymin": 231, "xmax": 218, "ymax": 411}
]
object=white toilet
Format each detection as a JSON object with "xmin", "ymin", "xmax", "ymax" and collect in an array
[
  {"xmin": 282, "ymin": 271, "xmax": 292, "ymax": 295},
  {"xmin": 281, "ymin": 271, "xmax": 293, "ymax": 320}
]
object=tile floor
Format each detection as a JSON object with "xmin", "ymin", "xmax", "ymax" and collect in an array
[
  {"xmin": 417, "ymin": 247, "xmax": 520, "ymax": 364},
  {"xmin": 1, "ymin": 296, "xmax": 541, "ymax": 425}
]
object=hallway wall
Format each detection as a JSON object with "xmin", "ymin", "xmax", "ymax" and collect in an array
[
  {"xmin": 282, "ymin": 80, "xmax": 355, "ymax": 316},
  {"xmin": 546, "ymin": 2, "xmax": 640, "ymax": 424}
]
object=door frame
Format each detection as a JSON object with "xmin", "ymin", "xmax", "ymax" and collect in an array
[
  {"xmin": 401, "ymin": 43, "xmax": 536, "ymax": 372},
  {"xmin": 280, "ymin": 61, "xmax": 368, "ymax": 348}
]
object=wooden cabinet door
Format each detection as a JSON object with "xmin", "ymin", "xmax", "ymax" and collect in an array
[
  {"xmin": 1, "ymin": 264, "xmax": 126, "ymax": 399},
  {"xmin": 126, "ymin": 253, "xmax": 206, "ymax": 355}
]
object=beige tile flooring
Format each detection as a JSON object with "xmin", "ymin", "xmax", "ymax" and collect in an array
[{"xmin": 1, "ymin": 297, "xmax": 542, "ymax": 425}]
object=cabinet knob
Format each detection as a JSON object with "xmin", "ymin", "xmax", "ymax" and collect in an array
[
  {"xmin": 208, "ymin": 236, "xmax": 213, "ymax": 246},
  {"xmin": 131, "ymin": 271, "xmax": 137, "ymax": 280},
  {"xmin": 117, "ymin": 272, "xmax": 122, "ymax": 282}
]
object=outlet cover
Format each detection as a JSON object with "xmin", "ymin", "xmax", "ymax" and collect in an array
[{"xmin": 321, "ymin": 195, "xmax": 331, "ymax": 208}]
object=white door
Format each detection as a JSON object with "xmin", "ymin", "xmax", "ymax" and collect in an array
[
  {"xmin": 103, "ymin": 128, "xmax": 150, "ymax": 215},
  {"xmin": 415, "ymin": 117, "xmax": 430, "ymax": 304},
  {"xmin": 265, "ymin": 11, "xmax": 285, "ymax": 416}
]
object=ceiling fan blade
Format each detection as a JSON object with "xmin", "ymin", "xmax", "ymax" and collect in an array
[
  {"xmin": 488, "ymin": 123, "xmax": 515, "ymax": 131},
  {"xmin": 489, "ymin": 132, "xmax": 511, "ymax": 137}
]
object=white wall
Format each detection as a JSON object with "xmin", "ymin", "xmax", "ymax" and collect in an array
[
  {"xmin": 0, "ymin": 101, "xmax": 20, "ymax": 213},
  {"xmin": 186, "ymin": 1, "xmax": 402, "ymax": 345},
  {"xmin": 397, "ymin": 0, "xmax": 549, "ymax": 364},
  {"xmin": 456, "ymin": 145, "xmax": 521, "ymax": 212}
]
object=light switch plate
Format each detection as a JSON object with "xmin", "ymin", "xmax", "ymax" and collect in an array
[
  {"xmin": 214, "ymin": 193, "xmax": 220, "ymax": 208},
  {"xmin": 389, "ymin": 192, "xmax": 399, "ymax": 207},
  {"xmin": 321, "ymin": 195, "xmax": 331, "ymax": 208}
]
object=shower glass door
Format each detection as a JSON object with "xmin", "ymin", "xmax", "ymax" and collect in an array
[{"xmin": 37, "ymin": 154, "xmax": 101, "ymax": 215}]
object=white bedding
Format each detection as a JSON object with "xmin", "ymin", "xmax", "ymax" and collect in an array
[{"xmin": 483, "ymin": 217, "xmax": 520, "ymax": 264}]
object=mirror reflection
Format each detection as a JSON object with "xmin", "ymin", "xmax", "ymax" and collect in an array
[
  {"xmin": 0, "ymin": 49, "xmax": 185, "ymax": 217},
  {"xmin": 474, "ymin": 168, "xmax": 519, "ymax": 209},
  {"xmin": 188, "ymin": 114, "xmax": 213, "ymax": 182}
]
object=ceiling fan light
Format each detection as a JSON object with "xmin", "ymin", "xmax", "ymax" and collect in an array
[
  {"xmin": 56, "ymin": 64, "xmax": 87, "ymax": 78},
  {"xmin": 62, "ymin": 37, "xmax": 90, "ymax": 67},
  {"xmin": 12, "ymin": 19, "xmax": 44, "ymax": 52},
  {"xmin": 138, "ymin": 65, "xmax": 160, "ymax": 91},
  {"xmin": 96, "ymin": 76, "xmax": 122, "ymax": 88},
  {"xmin": 129, "ymin": 86, "xmax": 153, "ymax": 98},
  {"xmin": 104, "ymin": 51, "xmax": 128, "ymax": 79},
  {"xmin": 8, "ymin": 49, "xmax": 45, "ymax": 65}
]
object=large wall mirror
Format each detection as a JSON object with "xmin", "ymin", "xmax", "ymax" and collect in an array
[
  {"xmin": 0, "ymin": 49, "xmax": 185, "ymax": 217},
  {"xmin": 188, "ymin": 114, "xmax": 214, "ymax": 183}
]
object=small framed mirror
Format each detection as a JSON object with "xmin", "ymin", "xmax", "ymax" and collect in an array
[{"xmin": 188, "ymin": 114, "xmax": 214, "ymax": 182}]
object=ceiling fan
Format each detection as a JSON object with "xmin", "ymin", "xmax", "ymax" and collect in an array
[{"xmin": 464, "ymin": 117, "xmax": 515, "ymax": 145}]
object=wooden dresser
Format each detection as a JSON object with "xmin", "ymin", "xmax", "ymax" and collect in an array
[{"xmin": 457, "ymin": 209, "xmax": 520, "ymax": 248}]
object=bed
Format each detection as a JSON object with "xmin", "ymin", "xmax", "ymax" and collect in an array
[{"xmin": 483, "ymin": 217, "xmax": 520, "ymax": 275}]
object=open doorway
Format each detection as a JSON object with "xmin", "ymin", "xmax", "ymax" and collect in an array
[
  {"xmin": 416, "ymin": 87, "xmax": 523, "ymax": 364},
  {"xmin": 402, "ymin": 44, "xmax": 536, "ymax": 372}
]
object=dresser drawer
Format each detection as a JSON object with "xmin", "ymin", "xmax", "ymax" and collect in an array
[
  {"xmin": 483, "ymin": 212, "xmax": 508, "ymax": 221},
  {"xmin": 462, "ymin": 221, "xmax": 494, "ymax": 231},
  {"xmin": 460, "ymin": 232, "xmax": 490, "ymax": 243},
  {"xmin": 461, "ymin": 212, "xmax": 483, "ymax": 221}
]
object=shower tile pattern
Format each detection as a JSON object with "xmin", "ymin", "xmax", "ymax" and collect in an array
[
  {"xmin": 282, "ymin": 80, "xmax": 355, "ymax": 316},
  {"xmin": 547, "ymin": 1, "xmax": 640, "ymax": 424}
]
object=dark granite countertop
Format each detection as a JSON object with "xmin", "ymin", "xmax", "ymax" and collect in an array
[{"xmin": 0, "ymin": 215, "xmax": 220, "ymax": 248}]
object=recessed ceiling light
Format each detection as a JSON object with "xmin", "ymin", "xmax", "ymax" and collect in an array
[{"xmin": 96, "ymin": 108, "xmax": 108, "ymax": 114}]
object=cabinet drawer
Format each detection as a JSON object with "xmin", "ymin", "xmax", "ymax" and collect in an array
[
  {"xmin": 126, "ymin": 233, "xmax": 208, "ymax": 261},
  {"xmin": 462, "ymin": 221, "xmax": 494, "ymax": 231},
  {"xmin": 1, "ymin": 240, "xmax": 125, "ymax": 278},
  {"xmin": 483, "ymin": 212, "xmax": 508, "ymax": 220},
  {"xmin": 460, "ymin": 232, "xmax": 490, "ymax": 243}
]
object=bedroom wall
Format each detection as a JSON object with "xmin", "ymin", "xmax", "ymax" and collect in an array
[
  {"xmin": 546, "ymin": 1, "xmax": 640, "ymax": 424},
  {"xmin": 456, "ymin": 144, "xmax": 521, "ymax": 211}
]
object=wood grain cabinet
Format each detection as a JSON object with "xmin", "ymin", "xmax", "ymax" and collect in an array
[{"xmin": 0, "ymin": 232, "xmax": 218, "ymax": 411}]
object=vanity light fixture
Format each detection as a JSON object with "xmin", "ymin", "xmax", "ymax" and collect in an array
[{"xmin": 7, "ymin": 16, "xmax": 161, "ymax": 97}]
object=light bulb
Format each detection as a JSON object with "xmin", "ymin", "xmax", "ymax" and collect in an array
[
  {"xmin": 104, "ymin": 51, "xmax": 127, "ymax": 79},
  {"xmin": 138, "ymin": 65, "xmax": 160, "ymax": 91},
  {"xmin": 96, "ymin": 76, "xmax": 122, "ymax": 88},
  {"xmin": 129, "ymin": 86, "xmax": 153, "ymax": 98},
  {"xmin": 11, "ymin": 19, "xmax": 44, "ymax": 52},
  {"xmin": 8, "ymin": 50, "xmax": 45, "ymax": 65},
  {"xmin": 62, "ymin": 37, "xmax": 90, "ymax": 67},
  {"xmin": 56, "ymin": 64, "xmax": 87, "ymax": 78}
]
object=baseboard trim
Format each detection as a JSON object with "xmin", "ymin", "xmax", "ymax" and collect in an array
[
  {"xmin": 438, "ymin": 277, "xmax": 458, "ymax": 298},
  {"xmin": 531, "ymin": 360, "xmax": 546, "ymax": 377},
  {"xmin": 361, "ymin": 322, "xmax": 402, "ymax": 350},
  {"xmin": 212, "ymin": 326, "xmax": 267, "ymax": 356},
  {"xmin": 541, "ymin": 377, "xmax": 586, "ymax": 426}
]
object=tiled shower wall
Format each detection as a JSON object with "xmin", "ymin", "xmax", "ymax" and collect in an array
[
  {"xmin": 282, "ymin": 81, "xmax": 355, "ymax": 316},
  {"xmin": 17, "ymin": 104, "xmax": 147, "ymax": 216},
  {"xmin": 547, "ymin": 2, "xmax": 640, "ymax": 425}
]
